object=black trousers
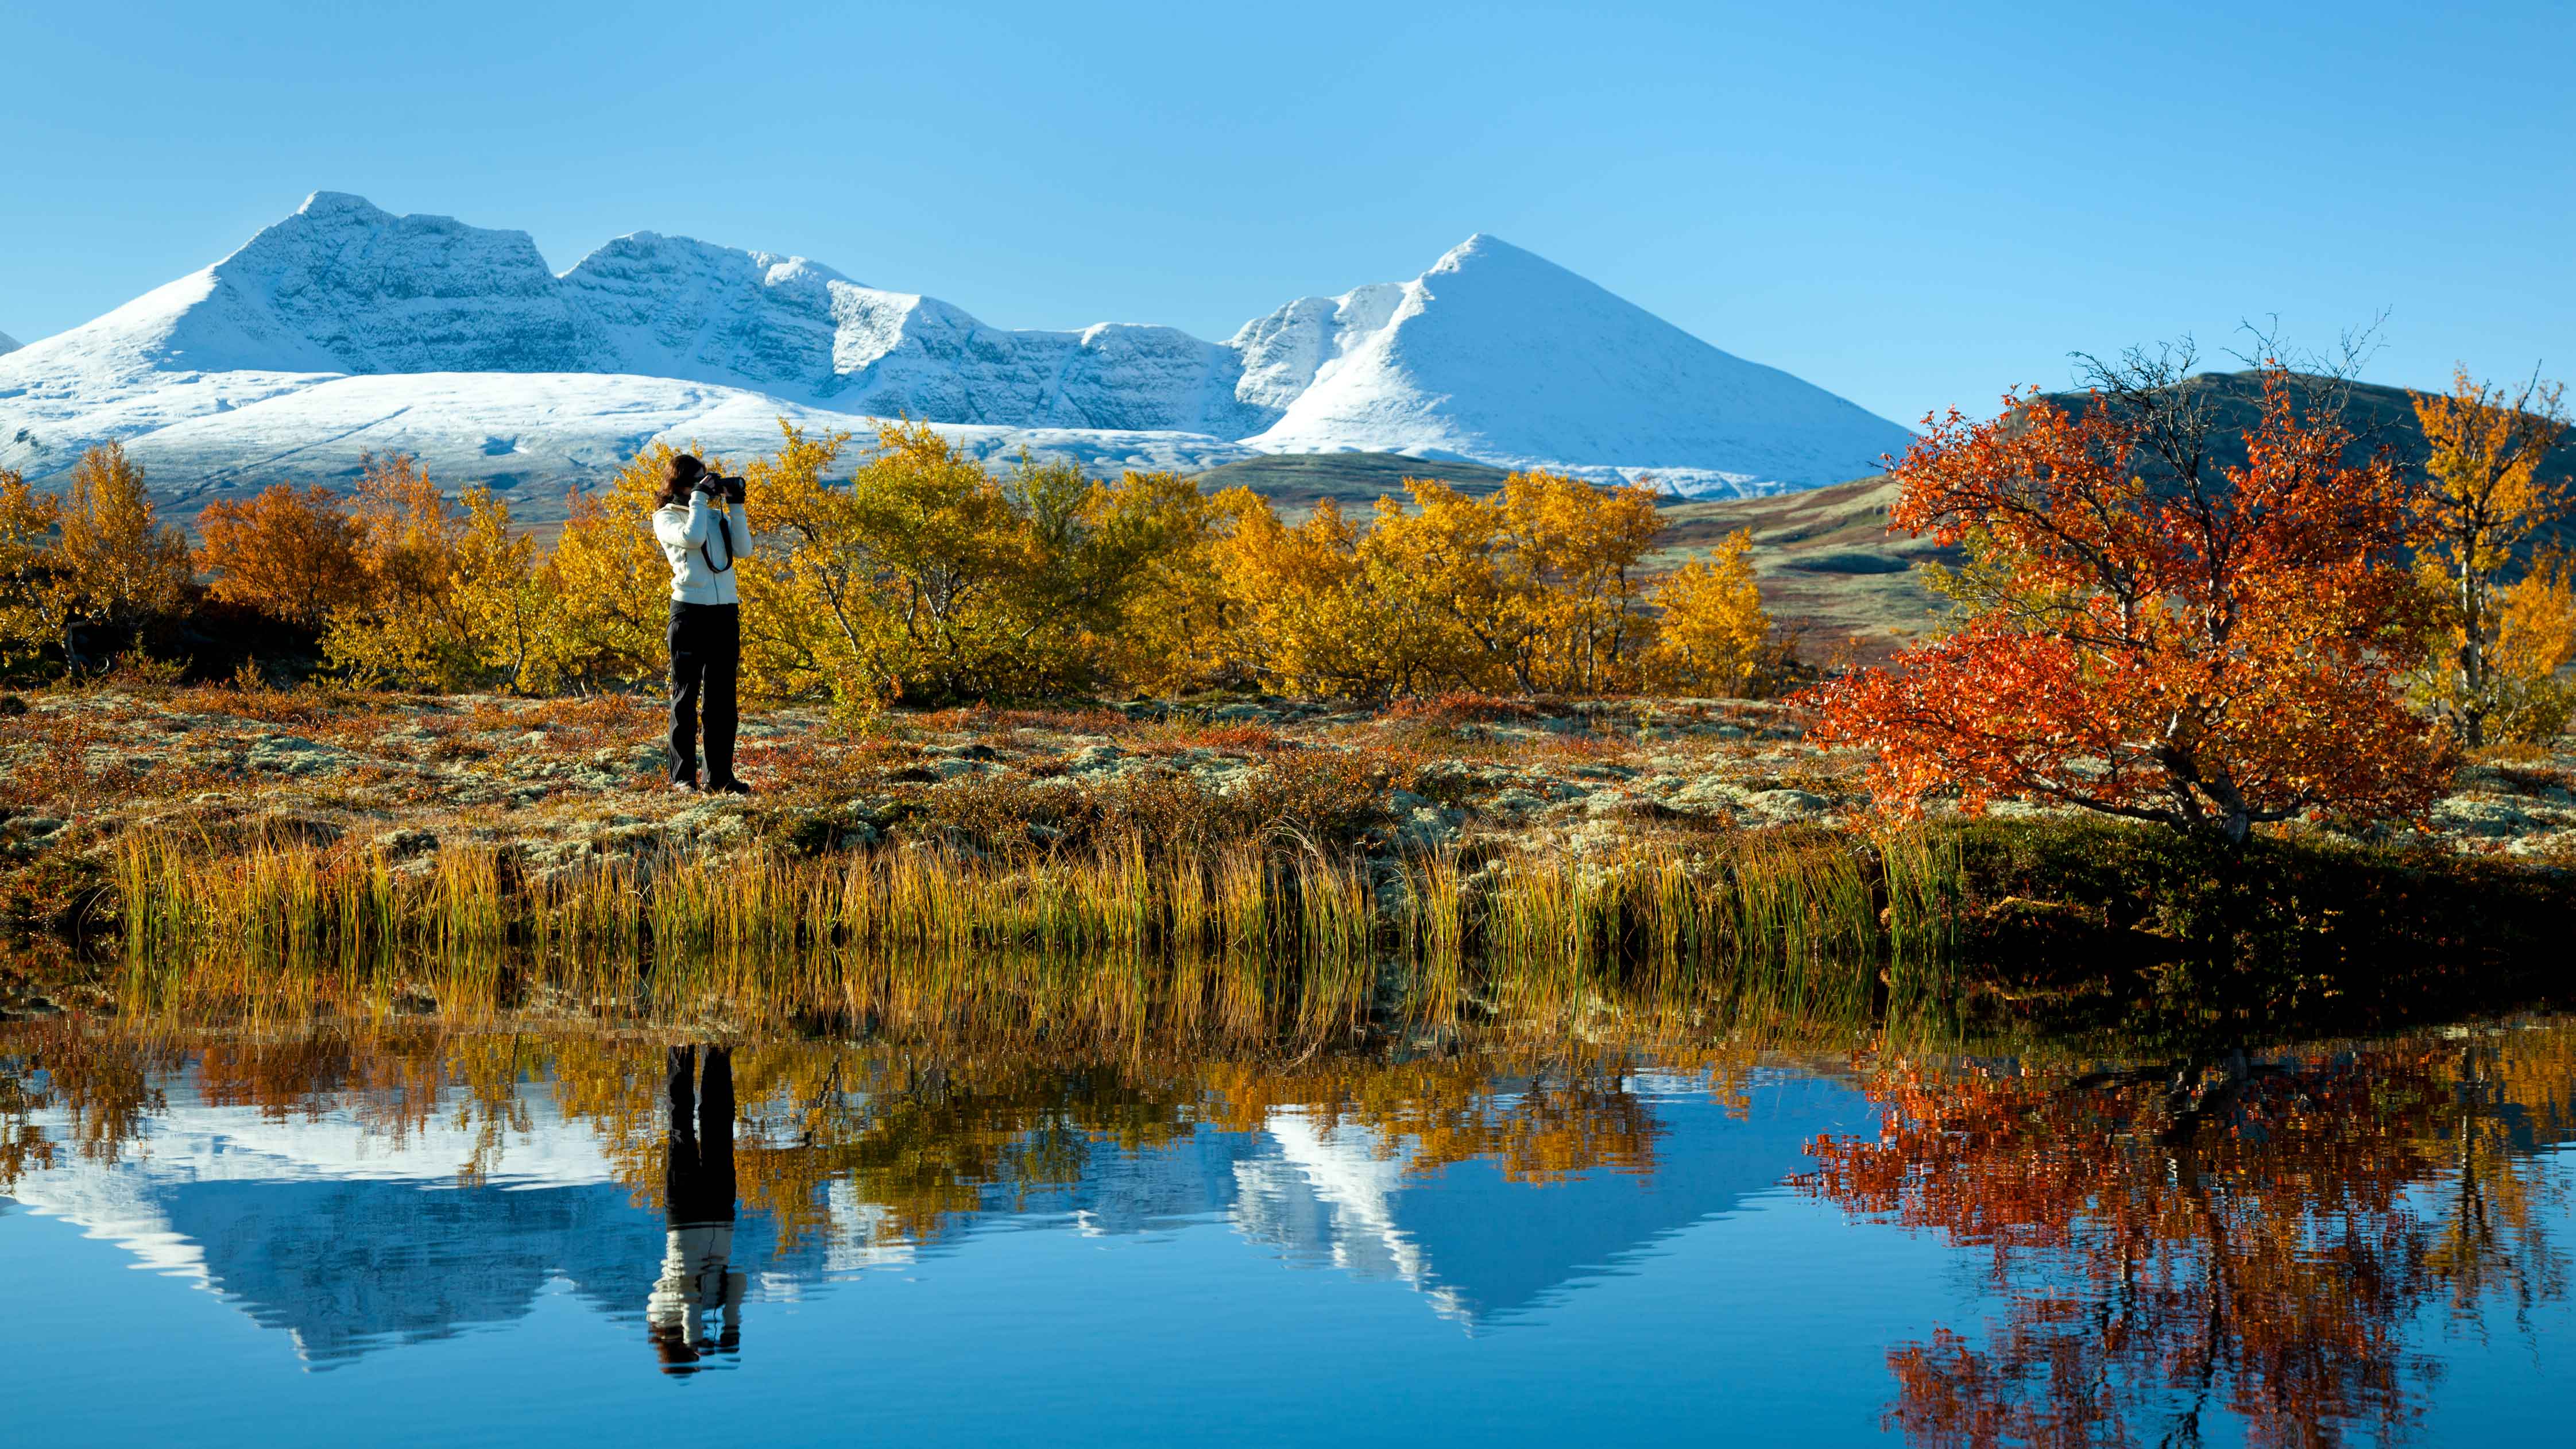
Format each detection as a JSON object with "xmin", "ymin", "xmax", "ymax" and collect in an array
[
  {"xmin": 664, "ymin": 1046, "xmax": 737, "ymax": 1227},
  {"xmin": 667, "ymin": 601, "xmax": 739, "ymax": 786}
]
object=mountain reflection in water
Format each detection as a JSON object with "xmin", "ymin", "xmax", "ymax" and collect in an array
[
  {"xmin": 0, "ymin": 1021, "xmax": 1865, "ymax": 1357},
  {"xmin": 3, "ymin": 1014, "xmax": 2571, "ymax": 1447}
]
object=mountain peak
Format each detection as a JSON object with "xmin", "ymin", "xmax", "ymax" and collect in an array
[
  {"xmin": 573, "ymin": 229, "xmax": 855, "ymax": 290},
  {"xmin": 0, "ymin": 329, "xmax": 19, "ymax": 356},
  {"xmin": 1428, "ymin": 233, "xmax": 1551, "ymax": 276},
  {"xmin": 1244, "ymin": 229, "xmax": 1912, "ymax": 485},
  {"xmin": 295, "ymin": 190, "xmax": 392, "ymax": 219}
]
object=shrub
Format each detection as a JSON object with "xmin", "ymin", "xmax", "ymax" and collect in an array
[
  {"xmin": 195, "ymin": 484, "xmax": 370, "ymax": 627},
  {"xmin": 1645, "ymin": 530, "xmax": 1770, "ymax": 693},
  {"xmin": 1812, "ymin": 358, "xmax": 2447, "ymax": 844},
  {"xmin": 321, "ymin": 454, "xmax": 555, "ymax": 692},
  {"xmin": 2407, "ymin": 366, "xmax": 2573, "ymax": 745},
  {"xmin": 49, "ymin": 443, "xmax": 192, "ymax": 669},
  {"xmin": 0, "ymin": 469, "xmax": 60, "ymax": 678}
]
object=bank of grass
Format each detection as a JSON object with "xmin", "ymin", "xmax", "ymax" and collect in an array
[
  {"xmin": 67, "ymin": 809, "xmax": 2576, "ymax": 1047},
  {"xmin": 1944, "ymin": 817, "xmax": 2576, "ymax": 1031},
  {"xmin": 102, "ymin": 824, "xmax": 1963, "ymax": 1034}
]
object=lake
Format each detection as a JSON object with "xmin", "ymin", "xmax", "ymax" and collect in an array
[{"xmin": 3, "ymin": 1009, "xmax": 2570, "ymax": 1447}]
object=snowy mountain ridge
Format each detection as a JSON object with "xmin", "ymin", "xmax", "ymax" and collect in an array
[{"xmin": 0, "ymin": 193, "xmax": 1913, "ymax": 505}]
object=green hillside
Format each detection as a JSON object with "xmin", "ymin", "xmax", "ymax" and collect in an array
[{"xmin": 1190, "ymin": 451, "xmax": 1516, "ymax": 508}]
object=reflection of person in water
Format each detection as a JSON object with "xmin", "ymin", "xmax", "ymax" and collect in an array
[{"xmin": 648, "ymin": 1045, "xmax": 746, "ymax": 1375}]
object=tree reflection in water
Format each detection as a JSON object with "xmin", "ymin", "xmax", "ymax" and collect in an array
[
  {"xmin": 0, "ymin": 1017, "xmax": 1695, "ymax": 1252},
  {"xmin": 1796, "ymin": 1028, "xmax": 2574, "ymax": 1448},
  {"xmin": 3, "ymin": 1008, "xmax": 2569, "ymax": 1435}
]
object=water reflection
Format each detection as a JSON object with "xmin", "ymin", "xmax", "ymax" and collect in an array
[
  {"xmin": 0, "ymin": 1019, "xmax": 1855, "ymax": 1354},
  {"xmin": 2, "ymin": 1013, "xmax": 2571, "ymax": 1446},
  {"xmin": 652, "ymin": 1046, "xmax": 742, "ymax": 1374},
  {"xmin": 1796, "ymin": 1033, "xmax": 2575, "ymax": 1447}
]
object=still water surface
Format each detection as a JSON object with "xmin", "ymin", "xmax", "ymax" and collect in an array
[{"xmin": 3, "ymin": 1017, "xmax": 2570, "ymax": 1446}]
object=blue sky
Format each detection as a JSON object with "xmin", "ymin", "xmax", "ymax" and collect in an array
[{"xmin": 4, "ymin": 1, "xmax": 2568, "ymax": 425}]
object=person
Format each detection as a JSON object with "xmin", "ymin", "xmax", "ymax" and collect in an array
[
  {"xmin": 652, "ymin": 455, "xmax": 753, "ymax": 794},
  {"xmin": 647, "ymin": 1045, "xmax": 746, "ymax": 1374}
]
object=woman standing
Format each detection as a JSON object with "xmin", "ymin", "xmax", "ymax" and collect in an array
[{"xmin": 653, "ymin": 454, "xmax": 753, "ymax": 794}]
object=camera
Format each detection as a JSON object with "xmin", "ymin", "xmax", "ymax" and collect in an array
[{"xmin": 695, "ymin": 474, "xmax": 747, "ymax": 504}]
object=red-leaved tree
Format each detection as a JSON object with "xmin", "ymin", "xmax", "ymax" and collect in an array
[{"xmin": 1809, "ymin": 357, "xmax": 2447, "ymax": 843}]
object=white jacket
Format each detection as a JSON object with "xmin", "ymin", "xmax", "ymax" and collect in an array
[
  {"xmin": 653, "ymin": 494, "xmax": 751, "ymax": 605},
  {"xmin": 647, "ymin": 1224, "xmax": 746, "ymax": 1348}
]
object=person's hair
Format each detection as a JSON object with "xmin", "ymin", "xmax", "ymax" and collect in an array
[{"xmin": 657, "ymin": 454, "xmax": 707, "ymax": 508}]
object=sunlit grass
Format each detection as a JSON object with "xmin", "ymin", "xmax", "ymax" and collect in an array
[{"xmin": 101, "ymin": 820, "xmax": 1964, "ymax": 1053}]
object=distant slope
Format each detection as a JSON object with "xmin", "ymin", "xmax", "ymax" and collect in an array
[
  {"xmin": 1191, "ymin": 451, "xmax": 1517, "ymax": 508},
  {"xmin": 67, "ymin": 372, "xmax": 1256, "ymax": 524},
  {"xmin": 2045, "ymin": 370, "xmax": 2576, "ymax": 484},
  {"xmin": 0, "ymin": 329, "xmax": 19, "ymax": 355},
  {"xmin": 1656, "ymin": 476, "xmax": 1954, "ymax": 659},
  {"xmin": 1656, "ymin": 370, "xmax": 2576, "ymax": 662}
]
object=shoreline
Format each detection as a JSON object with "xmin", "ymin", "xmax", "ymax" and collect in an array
[{"xmin": 3, "ymin": 683, "xmax": 2572, "ymax": 1037}]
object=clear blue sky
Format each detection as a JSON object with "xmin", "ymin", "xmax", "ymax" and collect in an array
[{"xmin": 4, "ymin": 1, "xmax": 2569, "ymax": 426}]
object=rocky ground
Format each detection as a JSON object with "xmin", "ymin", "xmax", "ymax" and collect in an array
[{"xmin": 2, "ymin": 683, "xmax": 2572, "ymax": 929}]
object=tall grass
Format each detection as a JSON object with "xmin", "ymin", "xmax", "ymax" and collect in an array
[
  {"xmin": 106, "ymin": 822, "xmax": 1964, "ymax": 1042},
  {"xmin": 115, "ymin": 830, "xmax": 1380, "ymax": 960},
  {"xmin": 1404, "ymin": 828, "xmax": 1959, "ymax": 1022}
]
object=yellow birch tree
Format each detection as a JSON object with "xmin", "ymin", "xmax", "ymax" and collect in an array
[{"xmin": 2410, "ymin": 367, "xmax": 2572, "ymax": 744}]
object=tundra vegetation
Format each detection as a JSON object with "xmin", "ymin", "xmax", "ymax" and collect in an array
[{"xmin": 0, "ymin": 350, "xmax": 2571, "ymax": 1010}]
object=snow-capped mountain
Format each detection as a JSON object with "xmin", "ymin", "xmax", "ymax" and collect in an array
[
  {"xmin": 0, "ymin": 194, "xmax": 1912, "ymax": 507},
  {"xmin": 0, "ymin": 329, "xmax": 20, "ymax": 355}
]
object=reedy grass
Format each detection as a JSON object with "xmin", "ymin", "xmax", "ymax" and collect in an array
[
  {"xmin": 106, "ymin": 822, "xmax": 1964, "ymax": 1044},
  {"xmin": 114, "ymin": 830, "xmax": 1381, "ymax": 961}
]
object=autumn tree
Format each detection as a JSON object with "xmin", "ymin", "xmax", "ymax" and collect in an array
[
  {"xmin": 1810, "ymin": 355, "xmax": 2447, "ymax": 844},
  {"xmin": 2407, "ymin": 367, "xmax": 2573, "ymax": 745},
  {"xmin": 323, "ymin": 452, "xmax": 472, "ymax": 688},
  {"xmin": 322, "ymin": 453, "xmax": 552, "ymax": 691},
  {"xmin": 1096, "ymin": 473, "xmax": 1238, "ymax": 695},
  {"xmin": 1208, "ymin": 472, "xmax": 1681, "ymax": 700},
  {"xmin": 2478, "ymin": 548, "xmax": 2576, "ymax": 741},
  {"xmin": 194, "ymin": 483, "xmax": 371, "ymax": 627},
  {"xmin": 539, "ymin": 443, "xmax": 700, "ymax": 692},
  {"xmin": 1206, "ymin": 493, "xmax": 1409, "ymax": 697},
  {"xmin": 1015, "ymin": 458, "xmax": 1213, "ymax": 687},
  {"xmin": 1645, "ymin": 530, "xmax": 1771, "ymax": 693},
  {"xmin": 0, "ymin": 468, "xmax": 61, "ymax": 675},
  {"xmin": 448, "ymin": 486, "xmax": 556, "ymax": 693},
  {"xmin": 1491, "ymin": 470, "xmax": 1664, "ymax": 692},
  {"xmin": 742, "ymin": 423, "xmax": 1009, "ymax": 710},
  {"xmin": 47, "ymin": 442, "xmax": 193, "ymax": 667},
  {"xmin": 730, "ymin": 426, "xmax": 888, "ymax": 714},
  {"xmin": 723, "ymin": 423, "xmax": 1209, "ymax": 711},
  {"xmin": 1351, "ymin": 482, "xmax": 1518, "ymax": 693},
  {"xmin": 1349, "ymin": 473, "xmax": 1665, "ymax": 694}
]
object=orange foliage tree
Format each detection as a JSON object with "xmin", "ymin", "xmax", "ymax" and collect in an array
[
  {"xmin": 194, "ymin": 483, "xmax": 372, "ymax": 627},
  {"xmin": 1810, "ymin": 360, "xmax": 2445, "ymax": 844}
]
